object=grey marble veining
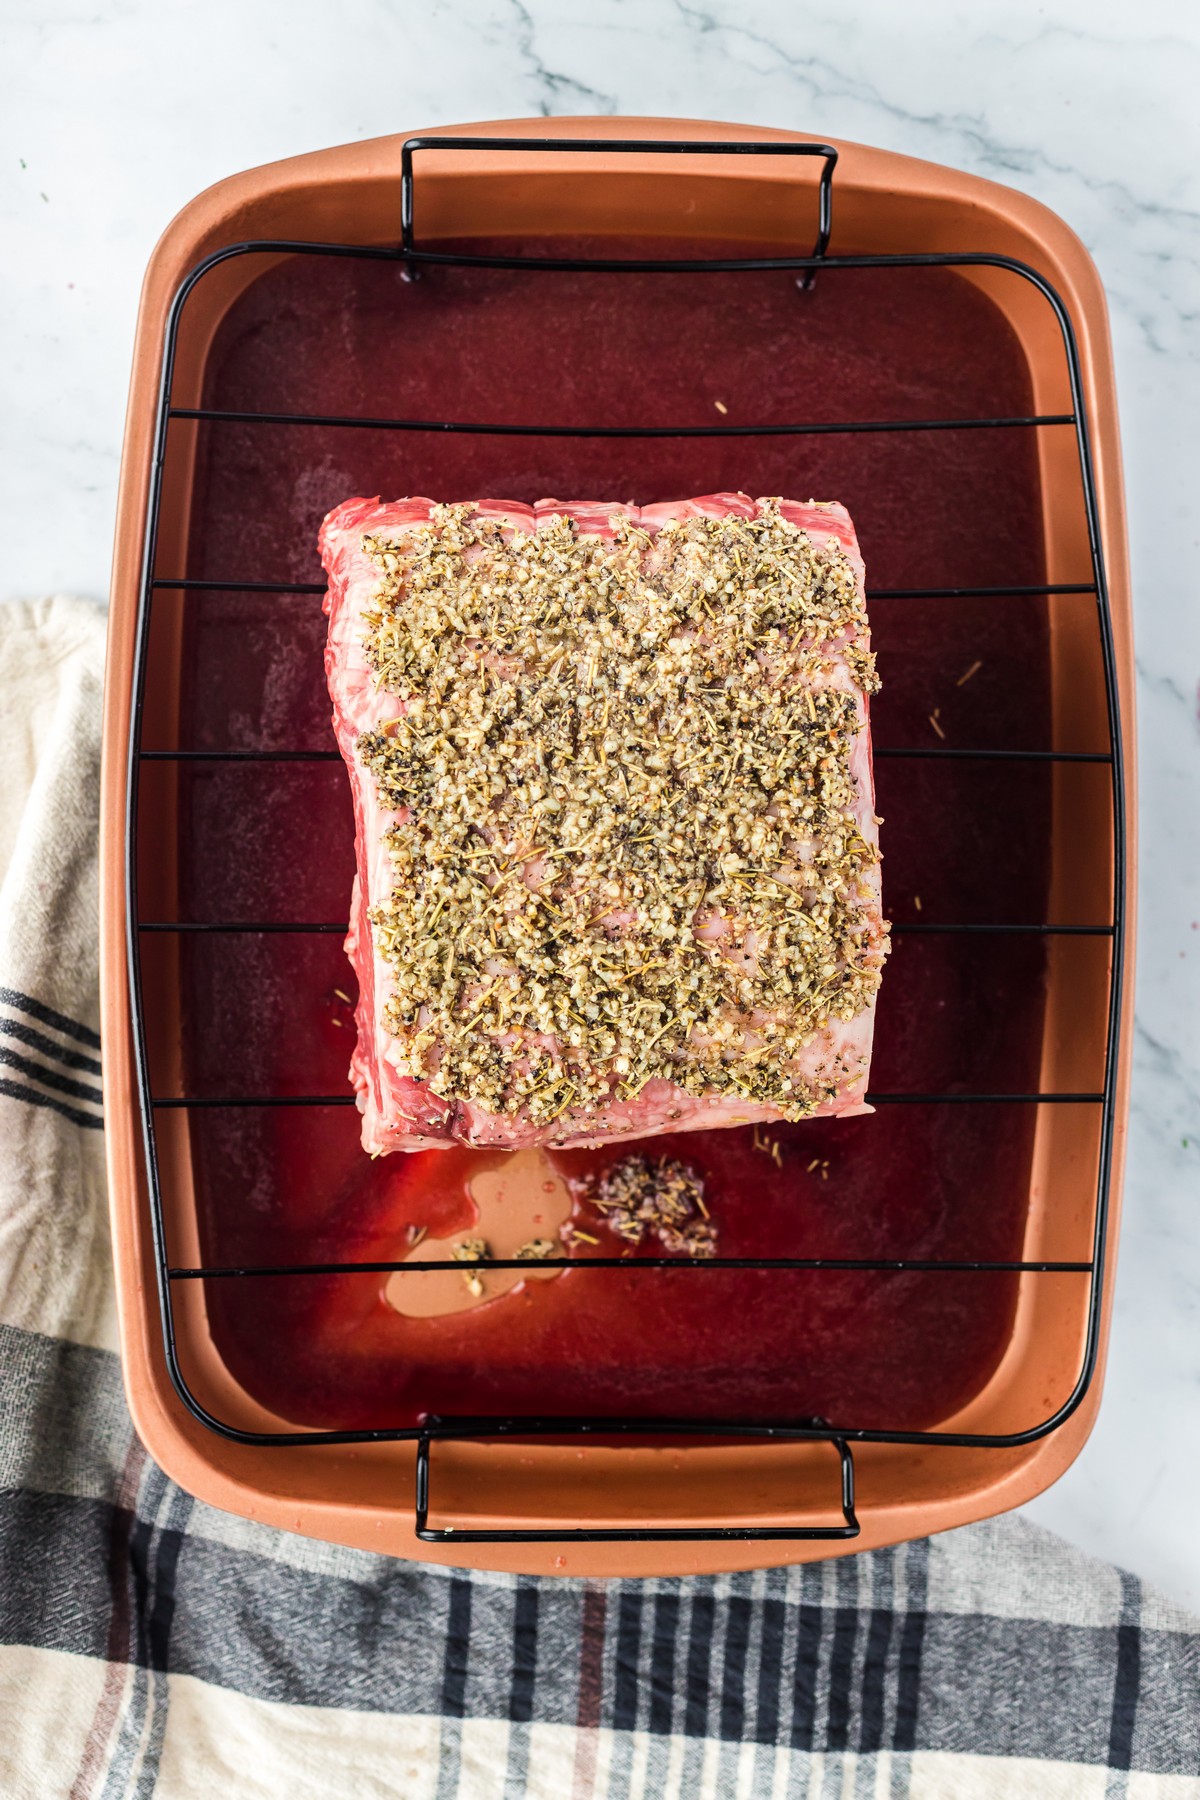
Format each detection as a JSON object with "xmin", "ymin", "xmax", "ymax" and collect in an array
[{"xmin": 1, "ymin": 0, "xmax": 1197, "ymax": 1603}]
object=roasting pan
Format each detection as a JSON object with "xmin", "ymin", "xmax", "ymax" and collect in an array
[{"xmin": 100, "ymin": 117, "xmax": 1134, "ymax": 1577}]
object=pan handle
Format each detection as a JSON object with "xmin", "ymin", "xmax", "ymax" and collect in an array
[
  {"xmin": 413, "ymin": 1426, "xmax": 858, "ymax": 1545},
  {"xmin": 398, "ymin": 135, "xmax": 838, "ymax": 286}
]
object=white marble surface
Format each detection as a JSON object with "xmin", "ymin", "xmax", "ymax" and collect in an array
[{"xmin": 2, "ymin": 0, "xmax": 1198, "ymax": 1602}]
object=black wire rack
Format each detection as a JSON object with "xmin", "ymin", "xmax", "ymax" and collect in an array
[{"xmin": 126, "ymin": 137, "xmax": 1125, "ymax": 1543}]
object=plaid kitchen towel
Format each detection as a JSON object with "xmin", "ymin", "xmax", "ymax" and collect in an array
[{"xmin": 1, "ymin": 593, "xmax": 1198, "ymax": 1800}]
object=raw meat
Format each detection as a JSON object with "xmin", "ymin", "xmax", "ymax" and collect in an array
[{"xmin": 320, "ymin": 493, "xmax": 888, "ymax": 1154}]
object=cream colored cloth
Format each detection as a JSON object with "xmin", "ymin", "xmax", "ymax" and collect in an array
[{"xmin": 0, "ymin": 594, "xmax": 115, "ymax": 1351}]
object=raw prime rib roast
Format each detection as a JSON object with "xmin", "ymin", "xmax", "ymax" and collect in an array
[{"xmin": 320, "ymin": 493, "xmax": 890, "ymax": 1154}]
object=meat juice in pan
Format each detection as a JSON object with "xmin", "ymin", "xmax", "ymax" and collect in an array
[{"xmin": 170, "ymin": 243, "xmax": 1061, "ymax": 1430}]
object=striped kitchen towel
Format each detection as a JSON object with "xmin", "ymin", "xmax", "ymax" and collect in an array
[{"xmin": 1, "ymin": 591, "xmax": 1198, "ymax": 1799}]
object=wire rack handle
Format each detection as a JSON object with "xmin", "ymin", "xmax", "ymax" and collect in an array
[
  {"xmin": 414, "ymin": 1425, "xmax": 859, "ymax": 1545},
  {"xmin": 398, "ymin": 135, "xmax": 839, "ymax": 275}
]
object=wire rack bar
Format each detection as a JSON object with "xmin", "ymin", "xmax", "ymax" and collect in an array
[
  {"xmin": 149, "ymin": 577, "xmax": 1098, "ymax": 600},
  {"xmin": 169, "ymin": 1257, "xmax": 1092, "ymax": 1279},
  {"xmin": 167, "ymin": 404, "xmax": 1076, "ymax": 438},
  {"xmin": 879, "ymin": 747, "xmax": 1109, "ymax": 762},
  {"xmin": 138, "ymin": 745, "xmax": 1113, "ymax": 764},
  {"xmin": 149, "ymin": 1091, "xmax": 1104, "ymax": 1109},
  {"xmin": 134, "ymin": 920, "xmax": 1114, "ymax": 936},
  {"xmin": 870, "ymin": 583, "xmax": 1096, "ymax": 599}
]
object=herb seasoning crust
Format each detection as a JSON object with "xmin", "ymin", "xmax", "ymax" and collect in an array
[{"xmin": 320, "ymin": 493, "xmax": 890, "ymax": 1154}]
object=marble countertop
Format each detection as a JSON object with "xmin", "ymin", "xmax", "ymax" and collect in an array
[{"xmin": 2, "ymin": 0, "xmax": 1197, "ymax": 1604}]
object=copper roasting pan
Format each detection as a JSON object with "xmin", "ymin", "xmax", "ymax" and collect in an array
[{"xmin": 100, "ymin": 117, "xmax": 1134, "ymax": 1577}]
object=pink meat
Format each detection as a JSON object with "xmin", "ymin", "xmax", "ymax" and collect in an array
[{"xmin": 320, "ymin": 493, "xmax": 885, "ymax": 1154}]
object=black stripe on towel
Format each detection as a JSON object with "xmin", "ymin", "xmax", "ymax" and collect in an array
[
  {"xmin": 0, "ymin": 1077, "xmax": 104, "ymax": 1130},
  {"xmin": 0, "ymin": 1014, "xmax": 103, "ymax": 1077},
  {"xmin": 893, "ymin": 1543, "xmax": 929, "ymax": 1752},
  {"xmin": 858, "ymin": 1603, "xmax": 895, "ymax": 1752},
  {"xmin": 790, "ymin": 1594, "xmax": 823, "ymax": 1750},
  {"xmin": 648, "ymin": 1590, "xmax": 680, "ymax": 1736},
  {"xmin": 753, "ymin": 1595, "xmax": 786, "ymax": 1745},
  {"xmin": 719, "ymin": 1592, "xmax": 752, "ymax": 1741},
  {"xmin": 509, "ymin": 1583, "xmax": 539, "ymax": 1724},
  {"xmin": 825, "ymin": 1559, "xmax": 861, "ymax": 1753},
  {"xmin": 0, "ymin": 1043, "xmax": 104, "ymax": 1107},
  {"xmin": 441, "ymin": 1577, "xmax": 472, "ymax": 1718},
  {"xmin": 1107, "ymin": 1568, "xmax": 1142, "ymax": 1772},
  {"xmin": 0, "ymin": 985, "xmax": 101, "ymax": 1049},
  {"xmin": 685, "ymin": 1591, "xmax": 715, "ymax": 1739},
  {"xmin": 612, "ymin": 1588, "xmax": 644, "ymax": 1732}
]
